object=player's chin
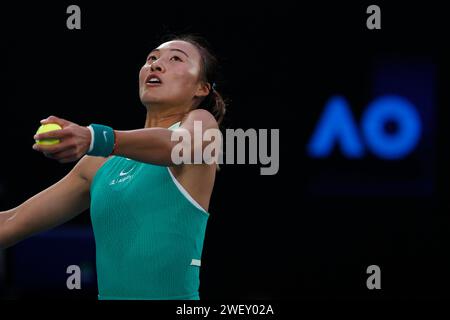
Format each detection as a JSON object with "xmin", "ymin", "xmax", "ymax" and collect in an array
[{"xmin": 140, "ymin": 94, "xmax": 161, "ymax": 107}]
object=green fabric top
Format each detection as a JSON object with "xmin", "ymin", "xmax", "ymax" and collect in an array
[{"xmin": 90, "ymin": 122, "xmax": 209, "ymax": 299}]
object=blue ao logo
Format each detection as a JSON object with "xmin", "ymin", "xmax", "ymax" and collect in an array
[{"xmin": 307, "ymin": 95, "xmax": 422, "ymax": 160}]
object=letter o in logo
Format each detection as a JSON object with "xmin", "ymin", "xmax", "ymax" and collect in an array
[{"xmin": 361, "ymin": 95, "xmax": 422, "ymax": 159}]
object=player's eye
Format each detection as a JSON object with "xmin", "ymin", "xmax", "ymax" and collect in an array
[{"xmin": 170, "ymin": 55, "xmax": 182, "ymax": 62}]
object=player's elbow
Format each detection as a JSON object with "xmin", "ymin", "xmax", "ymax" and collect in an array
[{"xmin": 0, "ymin": 210, "xmax": 26, "ymax": 249}]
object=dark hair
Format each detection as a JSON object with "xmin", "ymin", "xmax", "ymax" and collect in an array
[{"xmin": 162, "ymin": 34, "xmax": 227, "ymax": 125}]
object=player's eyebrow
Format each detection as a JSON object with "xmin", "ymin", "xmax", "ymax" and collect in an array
[{"xmin": 149, "ymin": 48, "xmax": 189, "ymax": 58}]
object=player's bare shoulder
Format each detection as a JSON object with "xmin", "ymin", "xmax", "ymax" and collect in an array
[{"xmin": 74, "ymin": 155, "xmax": 112, "ymax": 185}]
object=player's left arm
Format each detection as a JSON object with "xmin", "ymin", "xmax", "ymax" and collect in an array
[
  {"xmin": 113, "ymin": 109, "xmax": 219, "ymax": 166},
  {"xmin": 33, "ymin": 110, "xmax": 220, "ymax": 166}
]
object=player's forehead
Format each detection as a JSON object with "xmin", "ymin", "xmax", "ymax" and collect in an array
[{"xmin": 152, "ymin": 40, "xmax": 201, "ymax": 61}]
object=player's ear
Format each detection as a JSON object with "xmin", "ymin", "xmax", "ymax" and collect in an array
[{"xmin": 195, "ymin": 82, "xmax": 211, "ymax": 98}]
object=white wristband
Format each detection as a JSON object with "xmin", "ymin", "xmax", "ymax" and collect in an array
[{"xmin": 87, "ymin": 125, "xmax": 95, "ymax": 153}]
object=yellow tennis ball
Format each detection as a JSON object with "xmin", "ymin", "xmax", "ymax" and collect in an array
[{"xmin": 36, "ymin": 123, "xmax": 62, "ymax": 145}]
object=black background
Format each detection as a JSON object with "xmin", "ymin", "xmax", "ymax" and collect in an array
[{"xmin": 1, "ymin": 1, "xmax": 450, "ymax": 300}]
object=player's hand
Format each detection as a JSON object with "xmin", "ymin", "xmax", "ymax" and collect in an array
[{"xmin": 32, "ymin": 115, "xmax": 91, "ymax": 163}]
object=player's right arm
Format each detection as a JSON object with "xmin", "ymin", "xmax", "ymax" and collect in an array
[{"xmin": 0, "ymin": 156, "xmax": 94, "ymax": 249}]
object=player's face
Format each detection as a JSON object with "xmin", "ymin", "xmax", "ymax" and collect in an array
[{"xmin": 139, "ymin": 40, "xmax": 207, "ymax": 109}]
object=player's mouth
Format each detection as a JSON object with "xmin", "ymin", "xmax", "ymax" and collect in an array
[{"xmin": 145, "ymin": 74, "xmax": 162, "ymax": 87}]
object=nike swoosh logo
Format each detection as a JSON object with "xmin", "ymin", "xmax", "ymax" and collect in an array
[
  {"xmin": 103, "ymin": 130, "xmax": 108, "ymax": 143},
  {"xmin": 119, "ymin": 166, "xmax": 136, "ymax": 176}
]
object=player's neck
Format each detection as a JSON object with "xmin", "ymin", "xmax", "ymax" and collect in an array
[{"xmin": 144, "ymin": 106, "xmax": 189, "ymax": 129}]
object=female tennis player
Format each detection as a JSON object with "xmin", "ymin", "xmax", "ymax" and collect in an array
[{"xmin": 0, "ymin": 34, "xmax": 225, "ymax": 300}]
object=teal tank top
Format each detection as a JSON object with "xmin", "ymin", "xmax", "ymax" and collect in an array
[{"xmin": 89, "ymin": 122, "xmax": 210, "ymax": 300}]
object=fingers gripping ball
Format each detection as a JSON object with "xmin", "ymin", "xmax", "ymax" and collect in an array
[{"xmin": 35, "ymin": 123, "xmax": 62, "ymax": 145}]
